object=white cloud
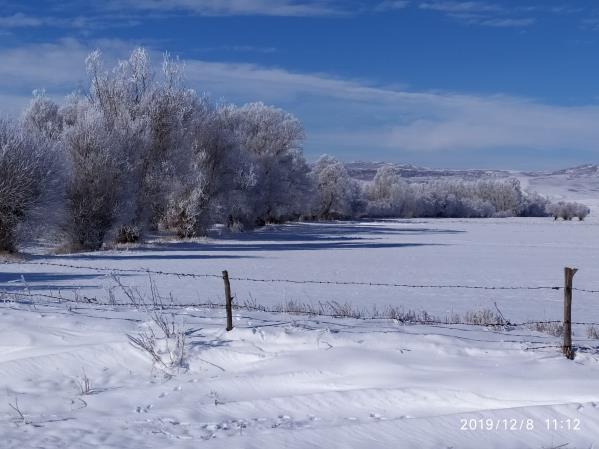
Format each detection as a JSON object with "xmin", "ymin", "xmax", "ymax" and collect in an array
[
  {"xmin": 0, "ymin": 13, "xmax": 44, "ymax": 27},
  {"xmin": 108, "ymin": 0, "xmax": 346, "ymax": 17},
  {"xmin": 0, "ymin": 39, "xmax": 134, "ymax": 113},
  {"xmin": 477, "ymin": 17, "xmax": 535, "ymax": 27},
  {"xmin": 195, "ymin": 45, "xmax": 278, "ymax": 54},
  {"xmin": 1, "ymin": 39, "xmax": 599, "ymax": 158},
  {"xmin": 0, "ymin": 39, "xmax": 135, "ymax": 87},
  {"xmin": 374, "ymin": 1, "xmax": 410, "ymax": 12},
  {"xmin": 164, "ymin": 58, "xmax": 599, "ymax": 154},
  {"xmin": 418, "ymin": 1, "xmax": 536, "ymax": 28},
  {"xmin": 0, "ymin": 13, "xmax": 88, "ymax": 29},
  {"xmin": 384, "ymin": 101, "xmax": 599, "ymax": 152},
  {"xmin": 419, "ymin": 1, "xmax": 501, "ymax": 13}
]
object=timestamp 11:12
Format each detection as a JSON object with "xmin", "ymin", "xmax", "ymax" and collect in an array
[{"xmin": 545, "ymin": 418, "xmax": 581, "ymax": 431}]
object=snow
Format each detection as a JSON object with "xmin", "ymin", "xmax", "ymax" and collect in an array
[
  {"xmin": 1, "ymin": 303, "xmax": 599, "ymax": 448},
  {"xmin": 2, "ymin": 179, "xmax": 599, "ymax": 447},
  {"xmin": 9, "ymin": 216, "xmax": 599, "ymax": 322}
]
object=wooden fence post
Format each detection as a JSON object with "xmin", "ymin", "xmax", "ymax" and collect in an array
[
  {"xmin": 223, "ymin": 270, "xmax": 233, "ymax": 331},
  {"xmin": 563, "ymin": 267, "xmax": 577, "ymax": 360}
]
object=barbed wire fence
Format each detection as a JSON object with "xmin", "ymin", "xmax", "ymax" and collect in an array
[{"xmin": 1, "ymin": 260, "xmax": 598, "ymax": 358}]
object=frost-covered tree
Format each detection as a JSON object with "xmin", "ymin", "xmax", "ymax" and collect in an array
[
  {"xmin": 170, "ymin": 102, "xmax": 313, "ymax": 235},
  {"xmin": 362, "ymin": 167, "xmax": 555, "ymax": 219},
  {"xmin": 365, "ymin": 166, "xmax": 419, "ymax": 217},
  {"xmin": 224, "ymin": 103, "xmax": 312, "ymax": 229},
  {"xmin": 473, "ymin": 178, "xmax": 524, "ymax": 216},
  {"xmin": 131, "ymin": 57, "xmax": 197, "ymax": 233},
  {"xmin": 83, "ymin": 48, "xmax": 197, "ymax": 241},
  {"xmin": 22, "ymin": 90, "xmax": 63, "ymax": 142},
  {"xmin": 575, "ymin": 203, "xmax": 591, "ymax": 220},
  {"xmin": 311, "ymin": 155, "xmax": 362, "ymax": 219},
  {"xmin": 0, "ymin": 119, "xmax": 60, "ymax": 252},
  {"xmin": 414, "ymin": 180, "xmax": 497, "ymax": 218},
  {"xmin": 165, "ymin": 102, "xmax": 243, "ymax": 237},
  {"xmin": 548, "ymin": 201, "xmax": 590, "ymax": 221},
  {"xmin": 61, "ymin": 107, "xmax": 125, "ymax": 250},
  {"xmin": 520, "ymin": 190, "xmax": 551, "ymax": 217}
]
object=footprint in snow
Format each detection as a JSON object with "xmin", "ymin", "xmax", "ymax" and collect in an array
[{"xmin": 135, "ymin": 404, "xmax": 153, "ymax": 413}]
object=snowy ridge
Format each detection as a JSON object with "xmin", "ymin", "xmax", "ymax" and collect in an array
[{"xmin": 345, "ymin": 161, "xmax": 512, "ymax": 181}]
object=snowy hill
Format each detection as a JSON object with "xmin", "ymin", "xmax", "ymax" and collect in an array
[
  {"xmin": 345, "ymin": 161, "xmax": 511, "ymax": 181},
  {"xmin": 521, "ymin": 164, "xmax": 599, "ymax": 204}
]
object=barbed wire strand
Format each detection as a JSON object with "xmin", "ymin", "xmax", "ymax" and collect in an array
[
  {"xmin": 4, "ymin": 291, "xmax": 599, "ymax": 355},
  {"xmin": 1, "ymin": 261, "xmax": 222, "ymax": 279},
  {"xmin": 1, "ymin": 260, "xmax": 581, "ymax": 291},
  {"xmin": 3, "ymin": 288, "xmax": 599, "ymax": 328}
]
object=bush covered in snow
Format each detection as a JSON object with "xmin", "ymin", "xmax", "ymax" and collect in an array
[
  {"xmin": 362, "ymin": 166, "xmax": 582, "ymax": 220},
  {"xmin": 311, "ymin": 155, "xmax": 363, "ymax": 219},
  {"xmin": 60, "ymin": 105, "xmax": 128, "ymax": 250},
  {"xmin": 547, "ymin": 201, "xmax": 590, "ymax": 221},
  {"xmin": 0, "ymin": 119, "xmax": 60, "ymax": 252}
]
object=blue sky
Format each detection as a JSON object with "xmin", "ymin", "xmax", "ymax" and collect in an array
[{"xmin": 2, "ymin": 0, "xmax": 599, "ymax": 169}]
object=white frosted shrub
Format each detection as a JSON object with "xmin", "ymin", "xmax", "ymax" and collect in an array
[
  {"xmin": 363, "ymin": 167, "xmax": 561, "ymax": 219},
  {"xmin": 548, "ymin": 201, "xmax": 590, "ymax": 221},
  {"xmin": 22, "ymin": 90, "xmax": 63, "ymax": 141},
  {"xmin": 226, "ymin": 102, "xmax": 312, "ymax": 229},
  {"xmin": 62, "ymin": 108, "xmax": 125, "ymax": 250},
  {"xmin": 0, "ymin": 119, "xmax": 60, "ymax": 252},
  {"xmin": 311, "ymin": 155, "xmax": 362, "ymax": 219}
]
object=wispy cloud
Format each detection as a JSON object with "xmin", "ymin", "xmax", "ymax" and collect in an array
[
  {"xmin": 2, "ymin": 39, "xmax": 599, "ymax": 163},
  {"xmin": 476, "ymin": 17, "xmax": 535, "ymax": 27},
  {"xmin": 0, "ymin": 13, "xmax": 44, "ymax": 27},
  {"xmin": 0, "ymin": 39, "xmax": 133, "ymax": 114},
  {"xmin": 195, "ymin": 45, "xmax": 278, "ymax": 54},
  {"xmin": 374, "ymin": 1, "xmax": 410, "ymax": 12},
  {"xmin": 166, "ymin": 55, "xmax": 599, "ymax": 157},
  {"xmin": 106, "ymin": 0, "xmax": 348, "ymax": 17},
  {"xmin": 419, "ymin": 1, "xmax": 501, "ymax": 13},
  {"xmin": 0, "ymin": 11, "xmax": 146, "ymax": 33},
  {"xmin": 419, "ymin": 1, "xmax": 535, "ymax": 28},
  {"xmin": 0, "ymin": 13, "xmax": 88, "ymax": 29}
]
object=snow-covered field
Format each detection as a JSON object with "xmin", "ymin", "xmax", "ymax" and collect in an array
[
  {"xmin": 2, "ymin": 178, "xmax": 599, "ymax": 448},
  {"xmin": 3, "ymin": 304, "xmax": 599, "ymax": 448}
]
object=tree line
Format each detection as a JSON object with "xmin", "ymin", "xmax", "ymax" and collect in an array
[{"xmin": 0, "ymin": 48, "xmax": 588, "ymax": 253}]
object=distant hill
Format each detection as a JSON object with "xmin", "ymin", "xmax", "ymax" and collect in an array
[
  {"xmin": 345, "ymin": 161, "xmax": 511, "ymax": 181},
  {"xmin": 521, "ymin": 164, "xmax": 599, "ymax": 203}
]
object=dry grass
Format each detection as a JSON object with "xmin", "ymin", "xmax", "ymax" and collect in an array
[
  {"xmin": 460, "ymin": 309, "xmax": 506, "ymax": 326},
  {"xmin": 127, "ymin": 301, "xmax": 188, "ymax": 375},
  {"xmin": 75, "ymin": 370, "xmax": 94, "ymax": 395},
  {"xmin": 240, "ymin": 298, "xmax": 509, "ymax": 327},
  {"xmin": 528, "ymin": 321, "xmax": 563, "ymax": 337},
  {"xmin": 587, "ymin": 325, "xmax": 599, "ymax": 339}
]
